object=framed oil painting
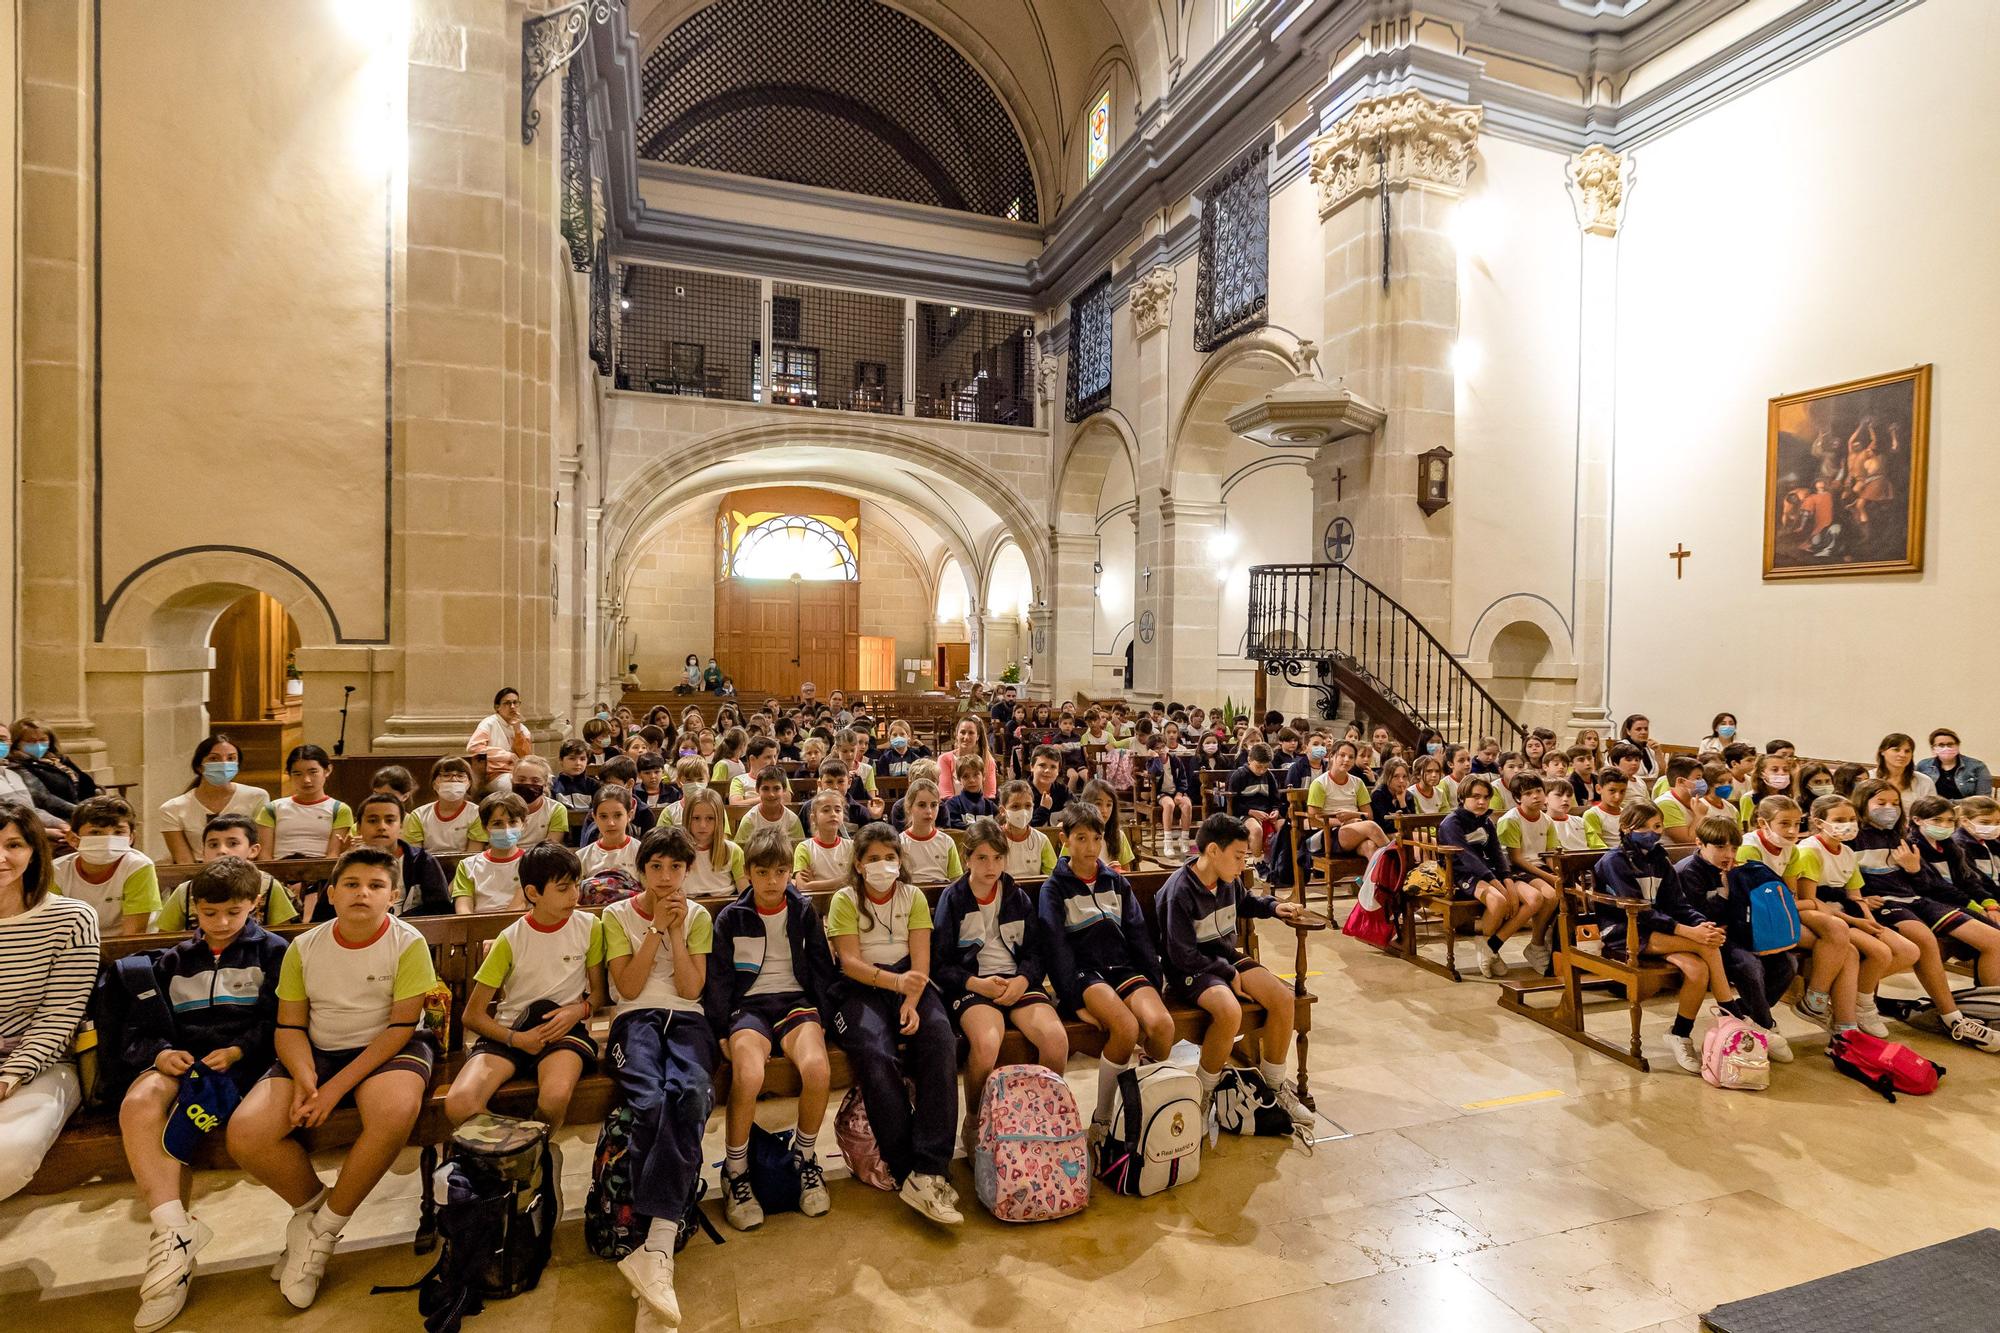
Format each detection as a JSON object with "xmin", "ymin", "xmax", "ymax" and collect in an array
[{"xmin": 1764, "ymin": 364, "xmax": 1930, "ymax": 580}]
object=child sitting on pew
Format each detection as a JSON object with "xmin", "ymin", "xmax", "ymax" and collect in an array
[
  {"xmin": 1370, "ymin": 758, "xmax": 1418, "ymax": 828},
  {"xmin": 554, "ymin": 740, "xmax": 599, "ymax": 823},
  {"xmin": 1225, "ymin": 742, "xmax": 1283, "ymax": 860},
  {"xmin": 1305, "ymin": 740, "xmax": 1390, "ymax": 862},
  {"xmin": 660, "ymin": 755, "xmax": 707, "ymax": 826},
  {"xmin": 602, "ymin": 828, "xmax": 719, "ymax": 1323},
  {"xmin": 52, "ymin": 794, "xmax": 159, "ymax": 936},
  {"xmin": 351, "ymin": 792, "xmax": 449, "ymax": 916},
  {"xmin": 998, "ymin": 780, "xmax": 1058, "ymax": 878},
  {"xmin": 227, "ymin": 847, "xmax": 438, "ymax": 1310},
  {"xmin": 1593, "ymin": 801, "xmax": 1750, "ymax": 1073},
  {"xmin": 886, "ymin": 757, "xmax": 939, "ymax": 831},
  {"xmin": 794, "ymin": 790, "xmax": 855, "ymax": 892},
  {"xmin": 1951, "ymin": 795, "xmax": 2000, "ymax": 919},
  {"xmin": 1653, "ymin": 756, "xmax": 1703, "ymax": 848},
  {"xmin": 1546, "ymin": 783, "xmax": 1590, "ymax": 853},
  {"xmin": 370, "ymin": 765, "xmax": 417, "ymax": 807},
  {"xmin": 934, "ymin": 817, "xmax": 1068, "ymax": 1153},
  {"xmin": 1495, "ymin": 774, "xmax": 1562, "ymax": 975},
  {"xmin": 1672, "ymin": 818, "xmax": 1798, "ymax": 1061},
  {"xmin": 1155, "ymin": 813, "xmax": 1310, "ymax": 1122},
  {"xmin": 1027, "ymin": 745, "xmax": 1072, "ymax": 828},
  {"xmin": 1437, "ymin": 776, "xmax": 1537, "ymax": 979},
  {"xmin": 469, "ymin": 754, "xmax": 567, "ymax": 850},
  {"xmin": 122, "ymin": 856, "xmax": 288, "ymax": 1333},
  {"xmin": 1082, "ymin": 779, "xmax": 1138, "ymax": 871},
  {"xmin": 709, "ymin": 828, "xmax": 836, "ymax": 1231},
  {"xmin": 737, "ymin": 763, "xmax": 806, "ymax": 850},
  {"xmin": 578, "ymin": 784, "xmax": 641, "ymax": 877},
  {"xmin": 258, "ymin": 745, "xmax": 353, "ymax": 862},
  {"xmin": 939, "ymin": 752, "xmax": 996, "ymax": 829},
  {"xmin": 898, "ymin": 778, "xmax": 963, "ymax": 887},
  {"xmin": 451, "ymin": 792, "xmax": 529, "ymax": 913},
  {"xmin": 1902, "ymin": 794, "xmax": 2000, "ymax": 987},
  {"xmin": 446, "ymin": 843, "xmax": 605, "ymax": 1130},
  {"xmin": 155, "ymin": 814, "xmax": 300, "ymax": 930},
  {"xmin": 1039, "ymin": 802, "xmax": 1172, "ymax": 1146},
  {"xmin": 1583, "ymin": 769, "xmax": 1627, "ymax": 850},
  {"xmin": 679, "ymin": 786, "xmax": 747, "ymax": 897},
  {"xmin": 827, "ymin": 823, "xmax": 963, "ymax": 1226}
]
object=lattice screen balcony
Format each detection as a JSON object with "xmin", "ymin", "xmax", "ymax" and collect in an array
[
  {"xmin": 613, "ymin": 264, "xmax": 762, "ymax": 402},
  {"xmin": 915, "ymin": 302, "xmax": 1034, "ymax": 427}
]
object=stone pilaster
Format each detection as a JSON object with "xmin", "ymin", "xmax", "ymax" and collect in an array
[
  {"xmin": 1025, "ymin": 603, "xmax": 1053, "ymax": 698},
  {"xmin": 981, "ymin": 613, "xmax": 1020, "ymax": 684},
  {"xmin": 1156, "ymin": 497, "xmax": 1225, "ymax": 702},
  {"xmin": 381, "ymin": 0, "xmax": 561, "ymax": 751},
  {"xmin": 1128, "ymin": 267, "xmax": 1176, "ymax": 700},
  {"xmin": 1308, "ymin": 91, "xmax": 1481, "ymax": 638},
  {"xmin": 1047, "ymin": 531, "xmax": 1098, "ymax": 700},
  {"xmin": 1564, "ymin": 144, "xmax": 1632, "ymax": 733}
]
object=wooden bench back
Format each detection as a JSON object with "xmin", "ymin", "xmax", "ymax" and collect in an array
[{"xmin": 154, "ymin": 849, "xmax": 474, "ymax": 892}]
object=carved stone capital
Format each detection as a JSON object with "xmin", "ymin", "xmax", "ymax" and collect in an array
[
  {"xmin": 1036, "ymin": 355, "xmax": 1058, "ymax": 405},
  {"xmin": 1129, "ymin": 266, "xmax": 1176, "ymax": 341},
  {"xmin": 1567, "ymin": 144, "xmax": 1631, "ymax": 237},
  {"xmin": 1309, "ymin": 91, "xmax": 1483, "ymax": 219}
]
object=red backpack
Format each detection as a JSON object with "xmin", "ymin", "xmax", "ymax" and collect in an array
[{"xmin": 1828, "ymin": 1030, "xmax": 1943, "ymax": 1101}]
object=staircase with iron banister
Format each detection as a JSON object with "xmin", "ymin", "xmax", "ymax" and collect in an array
[{"xmin": 1246, "ymin": 562, "xmax": 1524, "ymax": 750}]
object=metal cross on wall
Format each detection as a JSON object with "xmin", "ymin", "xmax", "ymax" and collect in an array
[{"xmin": 1670, "ymin": 544, "xmax": 1692, "ymax": 579}]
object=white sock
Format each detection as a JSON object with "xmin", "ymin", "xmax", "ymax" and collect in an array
[
  {"xmin": 1196, "ymin": 1065, "xmax": 1222, "ymax": 1096},
  {"xmin": 724, "ymin": 1140, "xmax": 748, "ymax": 1175},
  {"xmin": 1259, "ymin": 1060, "xmax": 1287, "ymax": 1091},
  {"xmin": 793, "ymin": 1127, "xmax": 818, "ymax": 1162},
  {"xmin": 645, "ymin": 1215, "xmax": 677, "ymax": 1252},
  {"xmin": 150, "ymin": 1200, "xmax": 190, "ymax": 1231},
  {"xmin": 293, "ymin": 1187, "xmax": 328, "ymax": 1216},
  {"xmin": 1094, "ymin": 1056, "xmax": 1127, "ymax": 1121},
  {"xmin": 1857, "ymin": 995, "xmax": 1881, "ymax": 1012},
  {"xmin": 309, "ymin": 1204, "xmax": 349, "ymax": 1238}
]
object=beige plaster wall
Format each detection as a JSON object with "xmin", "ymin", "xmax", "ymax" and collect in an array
[{"xmin": 0, "ymin": 2, "xmax": 14, "ymax": 714}]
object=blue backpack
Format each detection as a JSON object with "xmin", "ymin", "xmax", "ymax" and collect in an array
[{"xmin": 1731, "ymin": 861, "xmax": 1802, "ymax": 955}]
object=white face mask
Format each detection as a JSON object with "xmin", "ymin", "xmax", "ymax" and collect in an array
[
  {"xmin": 436, "ymin": 780, "xmax": 470, "ymax": 802},
  {"xmin": 1004, "ymin": 807, "xmax": 1032, "ymax": 830},
  {"xmin": 1971, "ymin": 822, "xmax": 2000, "ymax": 840},
  {"xmin": 79, "ymin": 834, "xmax": 131, "ymax": 858},
  {"xmin": 862, "ymin": 861, "xmax": 901, "ymax": 890},
  {"xmin": 1823, "ymin": 821, "xmax": 1858, "ymax": 842}
]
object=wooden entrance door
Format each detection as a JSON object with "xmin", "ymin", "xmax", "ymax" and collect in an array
[
  {"xmin": 716, "ymin": 577, "xmax": 858, "ymax": 696},
  {"xmin": 935, "ymin": 642, "xmax": 969, "ymax": 689}
]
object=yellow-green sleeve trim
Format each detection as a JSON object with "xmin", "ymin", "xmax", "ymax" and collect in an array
[
  {"xmin": 1496, "ymin": 814, "xmax": 1522, "ymax": 850},
  {"xmin": 331, "ymin": 802, "xmax": 356, "ymax": 832},
  {"xmin": 403, "ymin": 811, "xmax": 426, "ymax": 844},
  {"xmin": 908, "ymin": 889, "xmax": 933, "ymax": 931},
  {"xmin": 123, "ymin": 862, "xmax": 162, "ymax": 915},
  {"xmin": 155, "ymin": 888, "xmax": 188, "ymax": 933},
  {"xmin": 1736, "ymin": 843, "xmax": 1764, "ymax": 864},
  {"xmin": 825, "ymin": 889, "xmax": 859, "ymax": 937},
  {"xmin": 1660, "ymin": 797, "xmax": 1688, "ymax": 829},
  {"xmin": 1305, "ymin": 777, "xmax": 1326, "ymax": 812},
  {"xmin": 586, "ymin": 915, "xmax": 607, "ymax": 967},
  {"xmin": 602, "ymin": 907, "xmax": 634, "ymax": 960},
  {"xmin": 263, "ymin": 876, "xmax": 300, "ymax": 926},
  {"xmin": 948, "ymin": 842, "xmax": 965, "ymax": 879},
  {"xmin": 393, "ymin": 937, "xmax": 438, "ymax": 999},
  {"xmin": 728, "ymin": 842, "xmax": 746, "ymax": 886},
  {"xmin": 548, "ymin": 805, "xmax": 571, "ymax": 836},
  {"xmin": 467, "ymin": 817, "xmax": 488, "ymax": 845},
  {"xmin": 687, "ymin": 904, "xmax": 713, "ymax": 954},
  {"xmin": 255, "ymin": 804, "xmax": 278, "ymax": 828},
  {"xmin": 473, "ymin": 933, "xmax": 514, "ymax": 989},
  {"xmin": 793, "ymin": 841, "xmax": 814, "ymax": 872},
  {"xmin": 1040, "ymin": 839, "xmax": 1057, "ymax": 874},
  {"xmin": 276, "ymin": 945, "xmax": 307, "ymax": 1002},
  {"xmin": 450, "ymin": 861, "xmax": 476, "ymax": 899}
]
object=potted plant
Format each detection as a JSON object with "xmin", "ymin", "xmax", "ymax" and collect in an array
[{"xmin": 284, "ymin": 653, "xmax": 303, "ymax": 699}]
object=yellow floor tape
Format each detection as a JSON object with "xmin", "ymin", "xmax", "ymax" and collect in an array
[{"xmin": 1461, "ymin": 1088, "xmax": 1566, "ymax": 1110}]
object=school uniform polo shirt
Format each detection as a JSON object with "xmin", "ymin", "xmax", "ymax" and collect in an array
[
  {"xmin": 277, "ymin": 914, "xmax": 436, "ymax": 1050},
  {"xmin": 1495, "ymin": 810, "xmax": 1558, "ymax": 866},
  {"xmin": 406, "ymin": 800, "xmax": 476, "ymax": 854},
  {"xmin": 53, "ymin": 850, "xmax": 162, "ymax": 931},
  {"xmin": 794, "ymin": 835, "xmax": 855, "ymax": 884},
  {"xmin": 468, "ymin": 799, "xmax": 570, "ymax": 849},
  {"xmin": 682, "ymin": 841, "xmax": 746, "ymax": 898},
  {"xmin": 474, "ymin": 911, "xmax": 606, "ymax": 1026},
  {"xmin": 826, "ymin": 883, "xmax": 931, "ymax": 968},
  {"xmin": 578, "ymin": 835, "xmax": 640, "ymax": 878},
  {"xmin": 742, "ymin": 901, "xmax": 801, "ymax": 998},
  {"xmin": 1002, "ymin": 828, "xmax": 1056, "ymax": 879},
  {"xmin": 451, "ymin": 849, "xmax": 527, "ymax": 911},
  {"xmin": 1306, "ymin": 773, "xmax": 1370, "ymax": 815},
  {"xmin": 259, "ymin": 796, "xmax": 355, "ymax": 858},
  {"xmin": 600, "ymin": 895, "xmax": 713, "ymax": 1015},
  {"xmin": 898, "ymin": 828, "xmax": 963, "ymax": 887}
]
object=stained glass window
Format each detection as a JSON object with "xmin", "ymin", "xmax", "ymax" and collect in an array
[
  {"xmin": 1195, "ymin": 145, "xmax": 1270, "ymax": 352},
  {"xmin": 726, "ymin": 513, "xmax": 859, "ymax": 581},
  {"xmin": 1225, "ymin": 0, "xmax": 1258, "ymax": 26},
  {"xmin": 1086, "ymin": 90, "xmax": 1111, "ymax": 180}
]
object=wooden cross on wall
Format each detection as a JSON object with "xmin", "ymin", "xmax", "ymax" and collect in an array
[
  {"xmin": 1669, "ymin": 544, "xmax": 1691, "ymax": 579},
  {"xmin": 1333, "ymin": 466, "xmax": 1347, "ymax": 501}
]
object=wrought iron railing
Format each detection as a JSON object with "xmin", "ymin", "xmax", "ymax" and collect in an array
[{"xmin": 1247, "ymin": 562, "xmax": 1524, "ymax": 749}]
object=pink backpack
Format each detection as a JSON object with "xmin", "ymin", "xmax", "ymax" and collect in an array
[
  {"xmin": 1829, "ymin": 1030, "xmax": 1944, "ymax": 1101},
  {"xmin": 1099, "ymin": 748, "xmax": 1135, "ymax": 794},
  {"xmin": 833, "ymin": 1085, "xmax": 897, "ymax": 1190},
  {"xmin": 1701, "ymin": 1017, "xmax": 1770, "ymax": 1091},
  {"xmin": 972, "ymin": 1064, "xmax": 1090, "ymax": 1223}
]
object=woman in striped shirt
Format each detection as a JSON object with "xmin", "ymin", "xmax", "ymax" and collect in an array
[{"xmin": 0, "ymin": 799, "xmax": 101, "ymax": 1200}]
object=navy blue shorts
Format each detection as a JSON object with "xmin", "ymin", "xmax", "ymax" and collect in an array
[
  {"xmin": 946, "ymin": 984, "xmax": 1053, "ymax": 1023},
  {"xmin": 728, "ymin": 992, "xmax": 822, "ymax": 1043},
  {"xmin": 1166, "ymin": 957, "xmax": 1262, "ymax": 1005},
  {"xmin": 259, "ymin": 1030, "xmax": 437, "ymax": 1105},
  {"xmin": 1074, "ymin": 966, "xmax": 1156, "ymax": 1014}
]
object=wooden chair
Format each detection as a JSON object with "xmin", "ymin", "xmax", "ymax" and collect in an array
[
  {"xmin": 1495, "ymin": 849, "xmax": 1680, "ymax": 1070},
  {"xmin": 1389, "ymin": 813, "xmax": 1484, "ymax": 982},
  {"xmin": 1286, "ymin": 788, "xmax": 1372, "ymax": 915}
]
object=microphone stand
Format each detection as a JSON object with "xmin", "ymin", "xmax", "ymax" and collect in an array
[{"xmin": 335, "ymin": 685, "xmax": 356, "ymax": 756}]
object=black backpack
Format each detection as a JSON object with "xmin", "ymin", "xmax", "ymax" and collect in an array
[
  {"xmin": 374, "ymin": 1115, "xmax": 556, "ymax": 1332},
  {"xmin": 80, "ymin": 953, "xmax": 174, "ymax": 1108},
  {"xmin": 583, "ymin": 1105, "xmax": 724, "ymax": 1261},
  {"xmin": 747, "ymin": 1123, "xmax": 803, "ymax": 1214}
]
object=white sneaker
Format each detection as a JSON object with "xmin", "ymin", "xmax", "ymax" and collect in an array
[
  {"xmin": 1273, "ymin": 1080, "xmax": 1314, "ymax": 1126},
  {"xmin": 1856, "ymin": 999, "xmax": 1890, "ymax": 1039},
  {"xmin": 720, "ymin": 1168, "xmax": 763, "ymax": 1231},
  {"xmin": 1667, "ymin": 1034, "xmax": 1702, "ymax": 1074},
  {"xmin": 277, "ymin": 1223, "xmax": 339, "ymax": 1309},
  {"xmin": 618, "ymin": 1243, "xmax": 682, "ymax": 1326},
  {"xmin": 1759, "ymin": 1024, "xmax": 1794, "ymax": 1063},
  {"xmin": 1480, "ymin": 948, "xmax": 1509, "ymax": 979},
  {"xmin": 1789, "ymin": 995, "xmax": 1832, "ymax": 1030},
  {"xmin": 135, "ymin": 1218, "xmax": 212, "ymax": 1331},
  {"xmin": 1523, "ymin": 940, "xmax": 1553, "ymax": 975},
  {"xmin": 1948, "ymin": 1012, "xmax": 2000, "ymax": 1053},
  {"xmin": 798, "ymin": 1155, "xmax": 830, "ymax": 1218},
  {"xmin": 898, "ymin": 1172, "xmax": 962, "ymax": 1225},
  {"xmin": 270, "ymin": 1207, "xmax": 312, "ymax": 1281}
]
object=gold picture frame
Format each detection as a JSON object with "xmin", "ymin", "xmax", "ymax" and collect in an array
[{"xmin": 1764, "ymin": 364, "xmax": 1930, "ymax": 580}]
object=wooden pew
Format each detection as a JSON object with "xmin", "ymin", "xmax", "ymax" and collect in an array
[
  {"xmin": 28, "ymin": 867, "xmax": 1320, "ymax": 1193},
  {"xmin": 1389, "ymin": 813, "xmax": 1484, "ymax": 982},
  {"xmin": 1494, "ymin": 848, "xmax": 1680, "ymax": 1070}
]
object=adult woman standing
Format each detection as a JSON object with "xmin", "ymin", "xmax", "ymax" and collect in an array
[
  {"xmin": 157, "ymin": 734, "xmax": 271, "ymax": 863},
  {"xmin": 1697, "ymin": 713, "xmax": 1740, "ymax": 759},
  {"xmin": 0, "ymin": 802, "xmax": 100, "ymax": 1200},
  {"xmin": 467, "ymin": 686, "xmax": 533, "ymax": 788},
  {"xmin": 1619, "ymin": 714, "xmax": 1659, "ymax": 778},
  {"xmin": 1918, "ymin": 727, "xmax": 1991, "ymax": 798},
  {"xmin": 937, "ymin": 716, "xmax": 997, "ymax": 800},
  {"xmin": 7, "ymin": 719, "xmax": 99, "ymax": 808}
]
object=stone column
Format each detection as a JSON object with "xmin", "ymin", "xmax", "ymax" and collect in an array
[
  {"xmin": 1564, "ymin": 144, "xmax": 1630, "ymax": 735},
  {"xmin": 1047, "ymin": 531, "xmax": 1097, "ymax": 700},
  {"xmin": 1025, "ymin": 603, "xmax": 1053, "ymax": 699},
  {"xmin": 380, "ymin": 0, "xmax": 560, "ymax": 753},
  {"xmin": 1307, "ymin": 92, "xmax": 1482, "ymax": 637},
  {"xmin": 1157, "ymin": 497, "xmax": 1224, "ymax": 703},
  {"xmin": 1128, "ymin": 266, "xmax": 1176, "ymax": 701},
  {"xmin": 16, "ymin": 0, "xmax": 107, "ymax": 773},
  {"xmin": 980, "ymin": 612, "xmax": 1018, "ymax": 684}
]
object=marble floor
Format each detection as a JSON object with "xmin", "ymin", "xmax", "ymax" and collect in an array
[{"xmin": 5, "ymin": 921, "xmax": 1996, "ymax": 1332}]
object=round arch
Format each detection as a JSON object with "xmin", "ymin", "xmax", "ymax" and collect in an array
[
  {"xmin": 100, "ymin": 549, "xmax": 340, "ymax": 651},
  {"xmin": 602, "ymin": 420, "xmax": 1048, "ymax": 594},
  {"xmin": 1462, "ymin": 594, "xmax": 1576, "ymax": 666},
  {"xmin": 1055, "ymin": 412, "xmax": 1139, "ymax": 535},
  {"xmin": 1165, "ymin": 330, "xmax": 1301, "ymax": 501}
]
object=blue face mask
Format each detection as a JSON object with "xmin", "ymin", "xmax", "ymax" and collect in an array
[
  {"xmin": 1426, "ymin": 742, "xmax": 1442, "ymax": 755},
  {"xmin": 19, "ymin": 741, "xmax": 48, "ymax": 760},
  {"xmin": 891, "ymin": 736, "xmax": 908, "ymax": 751},
  {"xmin": 202, "ymin": 760, "xmax": 240, "ymax": 785},
  {"xmin": 1716, "ymin": 783, "xmax": 1733, "ymax": 799},
  {"xmin": 1625, "ymin": 830, "xmax": 1662, "ymax": 852},
  {"xmin": 1692, "ymin": 779, "xmax": 1709, "ymax": 797},
  {"xmin": 487, "ymin": 826, "xmax": 523, "ymax": 851},
  {"xmin": 1717, "ymin": 725, "xmax": 1736, "ymax": 739},
  {"xmin": 1309, "ymin": 745, "xmax": 1327, "ymax": 761},
  {"xmin": 0, "ymin": 742, "xmax": 10, "ymax": 760},
  {"xmin": 1920, "ymin": 822, "xmax": 1954, "ymax": 842}
]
